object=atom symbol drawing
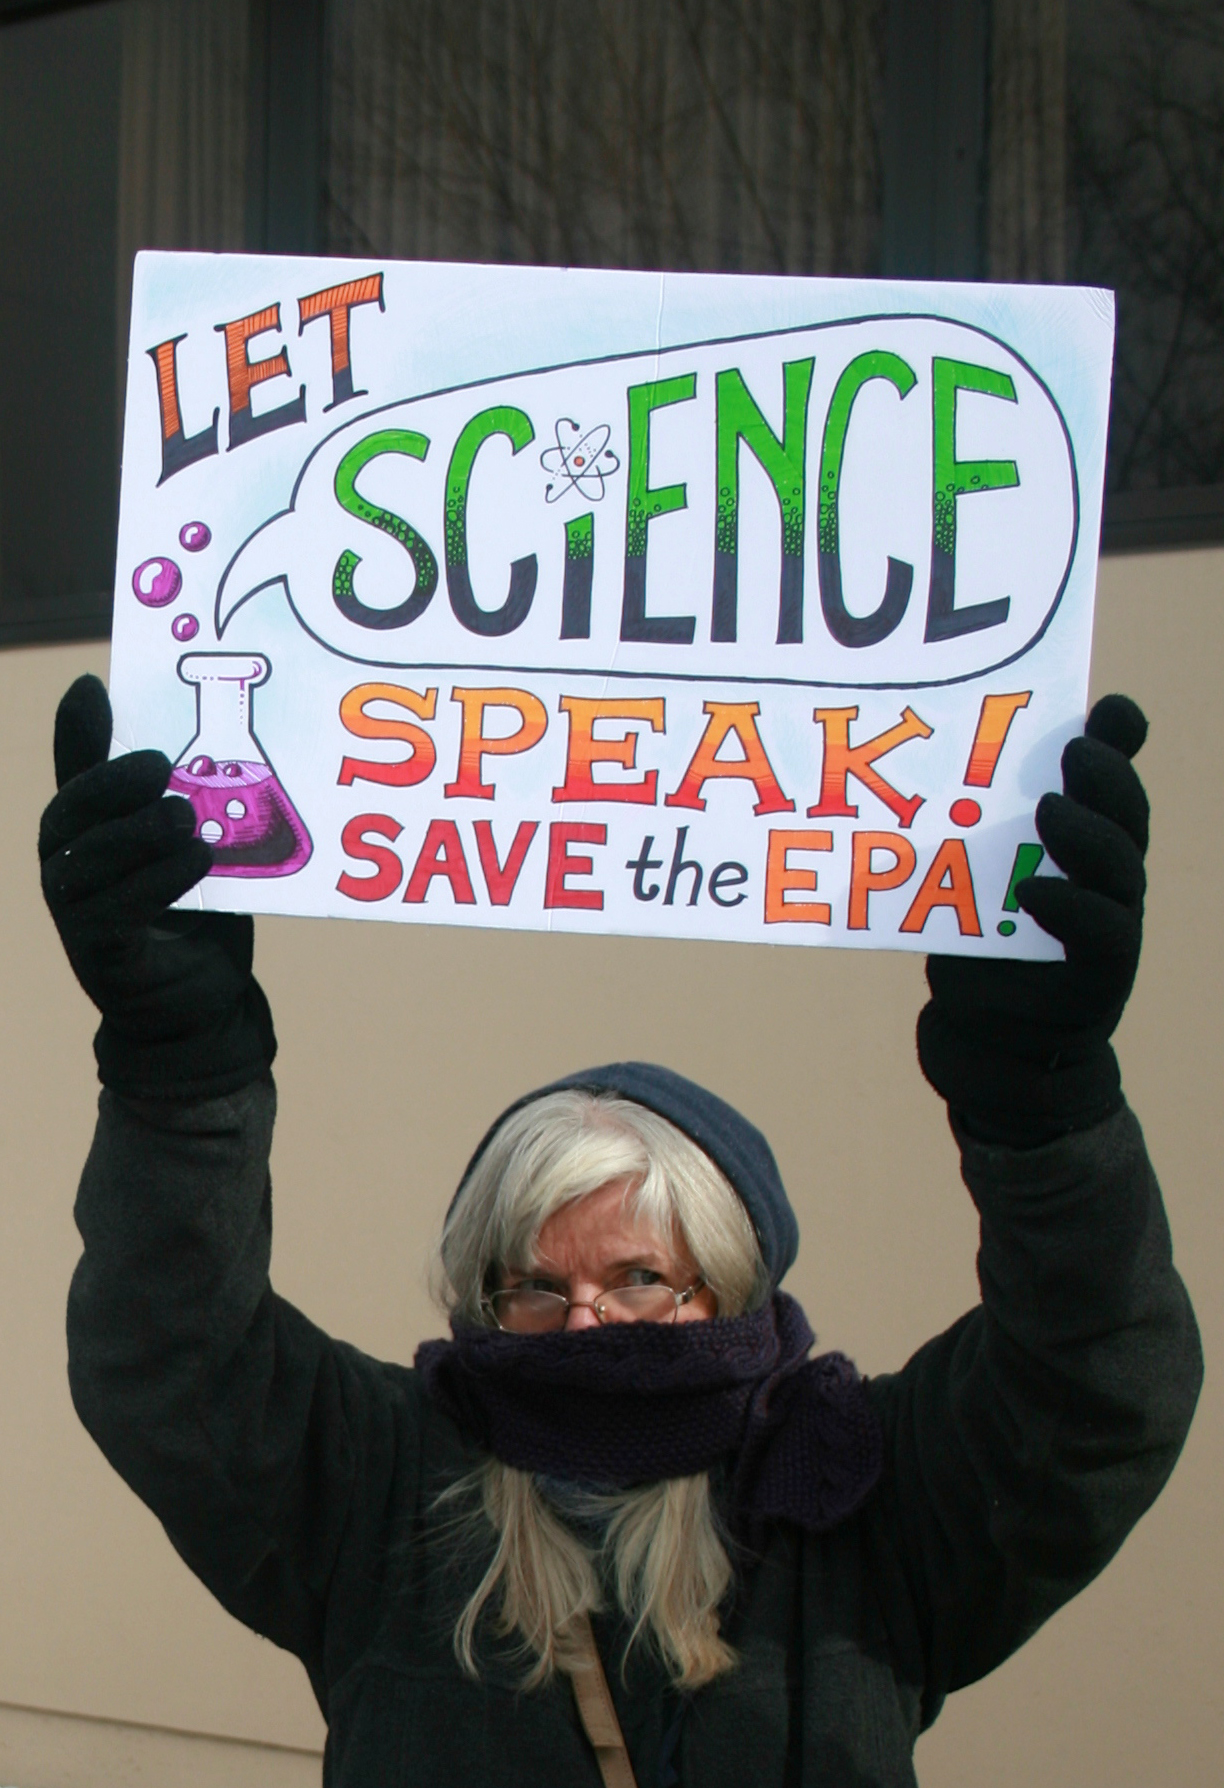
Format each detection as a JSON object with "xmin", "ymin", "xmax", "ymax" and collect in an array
[{"xmin": 540, "ymin": 418, "xmax": 620, "ymax": 503}]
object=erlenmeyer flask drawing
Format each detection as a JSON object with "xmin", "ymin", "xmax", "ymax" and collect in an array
[{"xmin": 169, "ymin": 654, "xmax": 312, "ymax": 877}]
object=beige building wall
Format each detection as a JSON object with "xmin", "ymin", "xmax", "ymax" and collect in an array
[{"xmin": 0, "ymin": 544, "xmax": 1219, "ymax": 1787}]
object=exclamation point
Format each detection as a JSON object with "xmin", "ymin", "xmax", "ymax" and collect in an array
[
  {"xmin": 948, "ymin": 691, "xmax": 1032, "ymax": 827},
  {"xmin": 997, "ymin": 843, "xmax": 1046, "ymax": 936},
  {"xmin": 946, "ymin": 692, "xmax": 1040, "ymax": 935}
]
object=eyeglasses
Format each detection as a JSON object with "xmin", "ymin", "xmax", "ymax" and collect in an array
[{"xmin": 483, "ymin": 1279, "xmax": 705, "ymax": 1334}]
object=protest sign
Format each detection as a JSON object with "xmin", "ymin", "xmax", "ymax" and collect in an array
[{"xmin": 108, "ymin": 253, "xmax": 1115, "ymax": 955}]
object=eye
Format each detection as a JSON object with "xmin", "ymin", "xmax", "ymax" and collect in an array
[
  {"xmin": 622, "ymin": 1266, "xmax": 665, "ymax": 1288},
  {"xmin": 511, "ymin": 1275, "xmax": 565, "ymax": 1296}
]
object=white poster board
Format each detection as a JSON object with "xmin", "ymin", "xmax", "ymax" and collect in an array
[{"xmin": 108, "ymin": 253, "xmax": 1115, "ymax": 956}]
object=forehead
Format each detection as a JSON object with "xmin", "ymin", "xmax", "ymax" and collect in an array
[{"xmin": 530, "ymin": 1178, "xmax": 672, "ymax": 1265}]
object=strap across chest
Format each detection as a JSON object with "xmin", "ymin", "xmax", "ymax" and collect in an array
[{"xmin": 565, "ymin": 1613, "xmax": 640, "ymax": 1788}]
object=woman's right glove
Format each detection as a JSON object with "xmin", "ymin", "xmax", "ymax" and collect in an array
[{"xmin": 39, "ymin": 674, "xmax": 276, "ymax": 1101}]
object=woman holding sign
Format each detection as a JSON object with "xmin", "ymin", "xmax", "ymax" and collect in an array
[{"xmin": 43, "ymin": 674, "xmax": 1199, "ymax": 1788}]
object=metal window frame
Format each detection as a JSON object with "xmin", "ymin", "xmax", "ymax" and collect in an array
[
  {"xmin": 881, "ymin": 0, "xmax": 990, "ymax": 282},
  {"xmin": 247, "ymin": 0, "xmax": 324, "ymax": 256},
  {"xmin": 1100, "ymin": 486, "xmax": 1224, "ymax": 556},
  {"xmin": 0, "ymin": 0, "xmax": 101, "ymax": 19}
]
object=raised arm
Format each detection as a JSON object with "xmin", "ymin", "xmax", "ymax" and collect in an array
[
  {"xmin": 870, "ymin": 697, "xmax": 1202, "ymax": 1719},
  {"xmin": 42, "ymin": 677, "xmax": 415, "ymax": 1694},
  {"xmin": 67, "ymin": 1078, "xmax": 350, "ymax": 1682}
]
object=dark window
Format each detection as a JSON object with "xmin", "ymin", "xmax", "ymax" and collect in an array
[
  {"xmin": 0, "ymin": 0, "xmax": 319, "ymax": 646},
  {"xmin": 2, "ymin": 0, "xmax": 1218, "ymax": 647},
  {"xmin": 323, "ymin": 0, "xmax": 886, "ymax": 277},
  {"xmin": 873, "ymin": 0, "xmax": 1224, "ymax": 550},
  {"xmin": 0, "ymin": 0, "xmax": 122, "ymax": 644},
  {"xmin": 1066, "ymin": 0, "xmax": 1224, "ymax": 548}
]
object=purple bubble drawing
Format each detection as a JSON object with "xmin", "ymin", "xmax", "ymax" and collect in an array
[
  {"xmin": 172, "ymin": 612, "xmax": 200, "ymax": 642},
  {"xmin": 179, "ymin": 521, "xmax": 211, "ymax": 552},
  {"xmin": 132, "ymin": 556, "xmax": 182, "ymax": 607}
]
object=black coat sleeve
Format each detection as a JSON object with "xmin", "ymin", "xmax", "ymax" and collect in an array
[
  {"xmin": 865, "ymin": 1104, "xmax": 1202, "ymax": 1726},
  {"xmin": 66, "ymin": 1076, "xmax": 421, "ymax": 1706}
]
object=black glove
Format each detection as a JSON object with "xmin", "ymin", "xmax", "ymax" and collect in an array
[
  {"xmin": 918, "ymin": 694, "xmax": 1149, "ymax": 1147},
  {"xmin": 39, "ymin": 674, "xmax": 276, "ymax": 1100}
]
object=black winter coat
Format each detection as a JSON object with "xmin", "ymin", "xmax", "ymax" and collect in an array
[{"xmin": 66, "ymin": 1078, "xmax": 1201, "ymax": 1788}]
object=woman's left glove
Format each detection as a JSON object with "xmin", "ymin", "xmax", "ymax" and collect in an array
[
  {"xmin": 39, "ymin": 673, "xmax": 277, "ymax": 1100},
  {"xmin": 917, "ymin": 694, "xmax": 1148, "ymax": 1147}
]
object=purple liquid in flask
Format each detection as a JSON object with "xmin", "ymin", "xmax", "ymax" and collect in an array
[{"xmin": 169, "ymin": 654, "xmax": 312, "ymax": 878}]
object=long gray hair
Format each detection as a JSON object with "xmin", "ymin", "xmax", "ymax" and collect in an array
[{"xmin": 433, "ymin": 1089, "xmax": 769, "ymax": 1689}]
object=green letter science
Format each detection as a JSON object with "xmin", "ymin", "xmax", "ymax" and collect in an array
[
  {"xmin": 621, "ymin": 374, "xmax": 698, "ymax": 644},
  {"xmin": 332, "ymin": 428, "xmax": 437, "ymax": 631},
  {"xmin": 818, "ymin": 351, "xmax": 917, "ymax": 649},
  {"xmin": 713, "ymin": 357, "xmax": 814, "ymax": 645},
  {"xmin": 926, "ymin": 358, "xmax": 1018, "ymax": 643},
  {"xmin": 445, "ymin": 406, "xmax": 538, "ymax": 637}
]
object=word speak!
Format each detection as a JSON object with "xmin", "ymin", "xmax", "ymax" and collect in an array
[{"xmin": 328, "ymin": 678, "xmax": 1037, "ymax": 941}]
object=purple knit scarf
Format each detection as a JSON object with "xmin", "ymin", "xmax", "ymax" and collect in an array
[{"xmin": 415, "ymin": 1292, "xmax": 882, "ymax": 1537}]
